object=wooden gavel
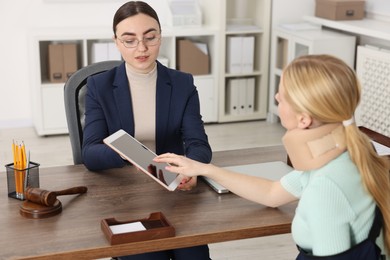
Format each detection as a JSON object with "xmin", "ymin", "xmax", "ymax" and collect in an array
[{"xmin": 25, "ymin": 186, "xmax": 88, "ymax": 206}]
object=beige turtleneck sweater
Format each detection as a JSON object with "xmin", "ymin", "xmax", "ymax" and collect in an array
[{"xmin": 125, "ymin": 63, "xmax": 157, "ymax": 152}]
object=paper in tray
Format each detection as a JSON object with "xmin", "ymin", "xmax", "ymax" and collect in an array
[{"xmin": 101, "ymin": 212, "xmax": 175, "ymax": 245}]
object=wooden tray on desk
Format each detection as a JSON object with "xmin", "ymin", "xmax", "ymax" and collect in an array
[{"xmin": 101, "ymin": 212, "xmax": 175, "ymax": 245}]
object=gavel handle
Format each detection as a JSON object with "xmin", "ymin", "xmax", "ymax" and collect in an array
[{"xmin": 54, "ymin": 186, "xmax": 88, "ymax": 196}]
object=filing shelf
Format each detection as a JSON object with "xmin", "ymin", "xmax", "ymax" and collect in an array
[
  {"xmin": 30, "ymin": 28, "xmax": 117, "ymax": 136},
  {"xmin": 30, "ymin": 24, "xmax": 220, "ymax": 135},
  {"xmin": 219, "ymin": 0, "xmax": 271, "ymax": 122},
  {"xmin": 30, "ymin": 0, "xmax": 272, "ymax": 135}
]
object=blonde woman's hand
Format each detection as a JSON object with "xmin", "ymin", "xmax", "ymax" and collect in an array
[{"xmin": 153, "ymin": 153, "xmax": 209, "ymax": 178}]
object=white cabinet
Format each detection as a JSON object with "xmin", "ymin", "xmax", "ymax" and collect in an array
[
  {"xmin": 167, "ymin": 29, "xmax": 220, "ymax": 123},
  {"xmin": 268, "ymin": 26, "xmax": 356, "ymax": 122},
  {"xmin": 219, "ymin": 0, "xmax": 272, "ymax": 122}
]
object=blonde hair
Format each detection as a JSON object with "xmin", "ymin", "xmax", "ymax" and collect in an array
[{"xmin": 283, "ymin": 54, "xmax": 390, "ymax": 253}]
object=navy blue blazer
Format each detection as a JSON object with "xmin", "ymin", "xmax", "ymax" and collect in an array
[{"xmin": 82, "ymin": 61, "xmax": 212, "ymax": 171}]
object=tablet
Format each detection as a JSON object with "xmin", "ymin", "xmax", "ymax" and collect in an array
[{"xmin": 103, "ymin": 129, "xmax": 182, "ymax": 191}]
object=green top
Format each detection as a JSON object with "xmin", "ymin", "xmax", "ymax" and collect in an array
[{"xmin": 281, "ymin": 152, "xmax": 381, "ymax": 256}]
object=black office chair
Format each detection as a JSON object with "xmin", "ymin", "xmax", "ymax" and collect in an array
[{"xmin": 64, "ymin": 60, "xmax": 122, "ymax": 165}]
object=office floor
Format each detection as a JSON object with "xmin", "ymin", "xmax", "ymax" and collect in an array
[{"xmin": 0, "ymin": 120, "xmax": 298, "ymax": 259}]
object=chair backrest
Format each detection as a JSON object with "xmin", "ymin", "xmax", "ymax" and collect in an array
[{"xmin": 64, "ymin": 60, "xmax": 122, "ymax": 165}]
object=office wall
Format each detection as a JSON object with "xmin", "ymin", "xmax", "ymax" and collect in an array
[
  {"xmin": 0, "ymin": 0, "xmax": 388, "ymax": 129},
  {"xmin": 272, "ymin": 0, "xmax": 315, "ymax": 25},
  {"xmin": 366, "ymin": 0, "xmax": 390, "ymax": 16}
]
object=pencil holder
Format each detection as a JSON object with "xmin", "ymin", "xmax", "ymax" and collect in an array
[{"xmin": 5, "ymin": 162, "xmax": 40, "ymax": 200}]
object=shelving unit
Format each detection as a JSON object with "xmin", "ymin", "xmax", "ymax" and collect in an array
[
  {"xmin": 30, "ymin": 27, "xmax": 220, "ymax": 136},
  {"xmin": 218, "ymin": 0, "xmax": 272, "ymax": 122},
  {"xmin": 267, "ymin": 25, "xmax": 356, "ymax": 122},
  {"xmin": 30, "ymin": 28, "xmax": 116, "ymax": 136},
  {"xmin": 29, "ymin": 0, "xmax": 273, "ymax": 135},
  {"xmin": 164, "ymin": 28, "xmax": 220, "ymax": 124}
]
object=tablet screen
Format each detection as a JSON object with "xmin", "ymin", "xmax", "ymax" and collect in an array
[{"xmin": 104, "ymin": 129, "xmax": 182, "ymax": 191}]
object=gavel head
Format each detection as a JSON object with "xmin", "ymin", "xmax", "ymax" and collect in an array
[{"xmin": 25, "ymin": 187, "xmax": 57, "ymax": 207}]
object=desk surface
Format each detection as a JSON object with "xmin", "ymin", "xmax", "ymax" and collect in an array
[{"xmin": 0, "ymin": 146, "xmax": 295, "ymax": 260}]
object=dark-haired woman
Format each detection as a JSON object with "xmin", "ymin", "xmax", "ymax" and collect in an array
[{"xmin": 82, "ymin": 2, "xmax": 212, "ymax": 259}]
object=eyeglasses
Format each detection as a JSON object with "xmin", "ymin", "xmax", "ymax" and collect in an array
[{"xmin": 117, "ymin": 35, "xmax": 161, "ymax": 48}]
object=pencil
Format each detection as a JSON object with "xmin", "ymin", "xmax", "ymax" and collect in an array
[{"xmin": 24, "ymin": 150, "xmax": 30, "ymax": 194}]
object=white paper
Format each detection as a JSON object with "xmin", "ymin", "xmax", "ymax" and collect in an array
[
  {"xmin": 372, "ymin": 140, "xmax": 390, "ymax": 156},
  {"xmin": 109, "ymin": 221, "xmax": 146, "ymax": 235},
  {"xmin": 194, "ymin": 42, "xmax": 208, "ymax": 55}
]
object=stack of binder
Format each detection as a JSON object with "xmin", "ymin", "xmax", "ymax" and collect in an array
[
  {"xmin": 226, "ymin": 36, "xmax": 255, "ymax": 74},
  {"xmin": 226, "ymin": 77, "xmax": 255, "ymax": 115}
]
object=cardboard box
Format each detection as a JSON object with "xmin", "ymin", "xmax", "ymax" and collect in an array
[
  {"xmin": 48, "ymin": 43, "xmax": 78, "ymax": 83},
  {"xmin": 177, "ymin": 39, "xmax": 209, "ymax": 75},
  {"xmin": 63, "ymin": 44, "xmax": 78, "ymax": 80},
  {"xmin": 48, "ymin": 44, "xmax": 64, "ymax": 83},
  {"xmin": 315, "ymin": 0, "xmax": 365, "ymax": 20}
]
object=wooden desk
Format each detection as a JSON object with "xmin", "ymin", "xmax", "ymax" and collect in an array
[
  {"xmin": 0, "ymin": 146, "xmax": 294, "ymax": 260},
  {"xmin": 359, "ymin": 126, "xmax": 390, "ymax": 148},
  {"xmin": 359, "ymin": 126, "xmax": 390, "ymax": 160}
]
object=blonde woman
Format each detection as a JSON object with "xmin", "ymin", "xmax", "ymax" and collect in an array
[{"xmin": 155, "ymin": 55, "xmax": 390, "ymax": 259}]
